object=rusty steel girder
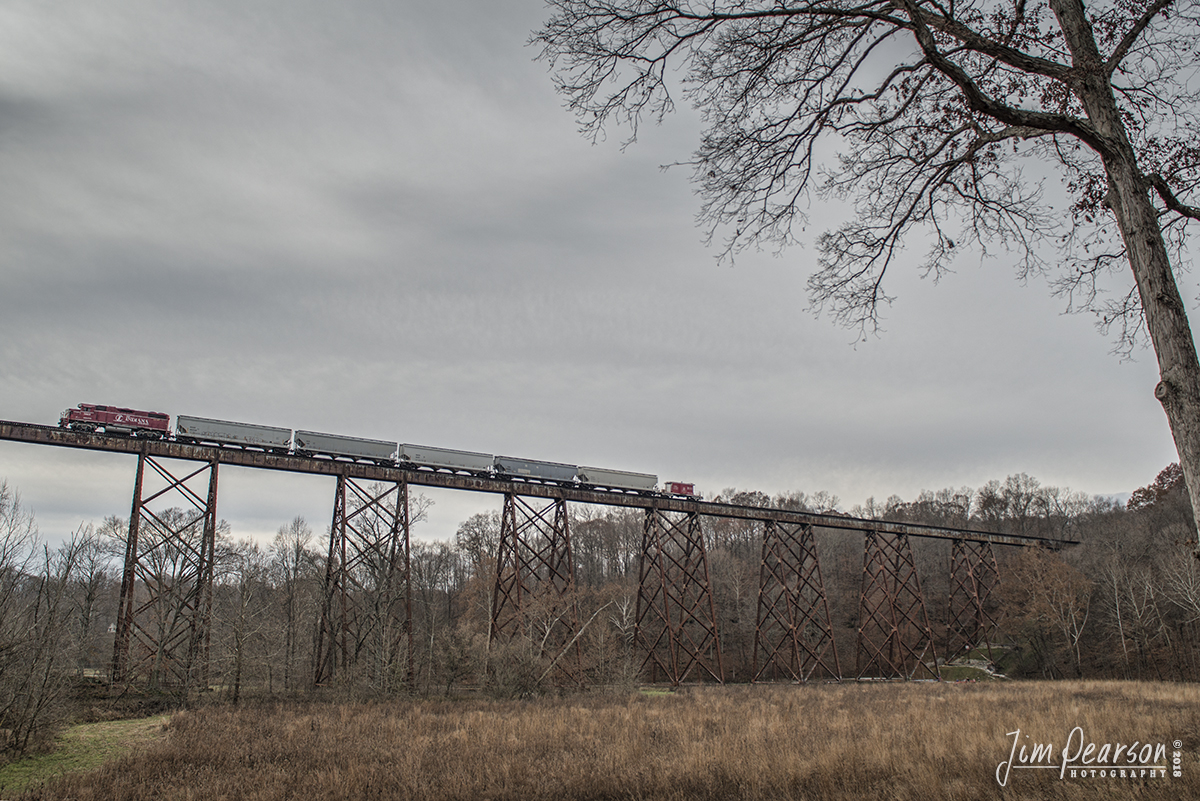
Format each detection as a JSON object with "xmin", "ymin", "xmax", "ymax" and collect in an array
[
  {"xmin": 111, "ymin": 452, "xmax": 217, "ymax": 690},
  {"xmin": 313, "ymin": 474, "xmax": 412, "ymax": 690},
  {"xmin": 855, "ymin": 530, "xmax": 939, "ymax": 680},
  {"xmin": 946, "ymin": 539, "xmax": 1001, "ymax": 663},
  {"xmin": 635, "ymin": 509, "xmax": 723, "ymax": 685},
  {"xmin": 0, "ymin": 421, "xmax": 1076, "ymax": 549},
  {"xmin": 753, "ymin": 521, "xmax": 841, "ymax": 682}
]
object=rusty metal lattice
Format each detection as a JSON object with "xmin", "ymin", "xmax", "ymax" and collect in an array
[
  {"xmin": 946, "ymin": 539, "xmax": 1001, "ymax": 663},
  {"xmin": 635, "ymin": 509, "xmax": 723, "ymax": 685},
  {"xmin": 490, "ymin": 494, "xmax": 581, "ymax": 684},
  {"xmin": 753, "ymin": 521, "xmax": 841, "ymax": 682},
  {"xmin": 855, "ymin": 530, "xmax": 939, "ymax": 680},
  {"xmin": 111, "ymin": 452, "xmax": 217, "ymax": 690},
  {"xmin": 314, "ymin": 474, "xmax": 412, "ymax": 690}
]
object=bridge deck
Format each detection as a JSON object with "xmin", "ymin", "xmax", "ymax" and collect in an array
[{"xmin": 0, "ymin": 420, "xmax": 1075, "ymax": 547}]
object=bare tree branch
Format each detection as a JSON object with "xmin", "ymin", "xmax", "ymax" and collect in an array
[{"xmin": 1150, "ymin": 173, "xmax": 1200, "ymax": 220}]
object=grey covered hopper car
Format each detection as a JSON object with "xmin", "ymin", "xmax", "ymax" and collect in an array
[
  {"xmin": 294, "ymin": 430, "xmax": 398, "ymax": 463},
  {"xmin": 175, "ymin": 415, "xmax": 293, "ymax": 451},
  {"xmin": 576, "ymin": 466, "xmax": 658, "ymax": 492},
  {"xmin": 493, "ymin": 455, "xmax": 577, "ymax": 483},
  {"xmin": 399, "ymin": 444, "xmax": 493, "ymax": 473}
]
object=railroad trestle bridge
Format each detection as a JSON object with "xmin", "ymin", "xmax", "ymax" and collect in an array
[{"xmin": 0, "ymin": 421, "xmax": 1075, "ymax": 688}]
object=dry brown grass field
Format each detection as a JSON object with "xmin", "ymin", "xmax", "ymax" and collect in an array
[{"xmin": 14, "ymin": 681, "xmax": 1200, "ymax": 800}]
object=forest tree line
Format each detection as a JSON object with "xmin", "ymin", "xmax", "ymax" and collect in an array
[{"xmin": 2, "ymin": 465, "xmax": 1199, "ymax": 754}]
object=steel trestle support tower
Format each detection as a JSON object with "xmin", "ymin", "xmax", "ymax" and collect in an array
[
  {"xmin": 314, "ymin": 474, "xmax": 413, "ymax": 690},
  {"xmin": 635, "ymin": 508, "xmax": 723, "ymax": 685},
  {"xmin": 946, "ymin": 539, "xmax": 1001, "ymax": 663},
  {"xmin": 753, "ymin": 520, "xmax": 841, "ymax": 682},
  {"xmin": 112, "ymin": 451, "xmax": 217, "ymax": 690},
  {"xmin": 855, "ymin": 530, "xmax": 939, "ymax": 680},
  {"xmin": 490, "ymin": 494, "xmax": 582, "ymax": 684}
]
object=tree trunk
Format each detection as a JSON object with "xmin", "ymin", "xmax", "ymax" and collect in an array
[
  {"xmin": 1051, "ymin": 0, "xmax": 1200, "ymax": 549},
  {"xmin": 1106, "ymin": 161, "xmax": 1200, "ymax": 551}
]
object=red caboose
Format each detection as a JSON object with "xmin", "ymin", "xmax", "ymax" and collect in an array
[
  {"xmin": 60, "ymin": 403, "xmax": 170, "ymax": 438},
  {"xmin": 664, "ymin": 481, "xmax": 697, "ymax": 496}
]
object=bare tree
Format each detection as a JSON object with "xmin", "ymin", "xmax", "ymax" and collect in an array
[
  {"xmin": 707, "ymin": 545, "xmax": 756, "ymax": 679},
  {"xmin": 0, "ymin": 483, "xmax": 39, "ymax": 674},
  {"xmin": 1162, "ymin": 542, "xmax": 1200, "ymax": 676},
  {"xmin": 608, "ymin": 591, "xmax": 638, "ymax": 685},
  {"xmin": 1004, "ymin": 546, "xmax": 1093, "ymax": 676},
  {"xmin": 455, "ymin": 511, "xmax": 502, "ymax": 634},
  {"xmin": 535, "ymin": 0, "xmax": 1200, "ymax": 546},
  {"xmin": 0, "ymin": 488, "xmax": 88, "ymax": 753},
  {"xmin": 410, "ymin": 540, "xmax": 459, "ymax": 692},
  {"xmin": 455, "ymin": 511, "xmax": 501, "ymax": 572},
  {"xmin": 1097, "ymin": 555, "xmax": 1170, "ymax": 678},
  {"xmin": 217, "ymin": 540, "xmax": 271, "ymax": 705},
  {"xmin": 270, "ymin": 516, "xmax": 317, "ymax": 693},
  {"xmin": 66, "ymin": 523, "xmax": 113, "ymax": 676},
  {"xmin": 775, "ymin": 490, "xmax": 841, "ymax": 514}
]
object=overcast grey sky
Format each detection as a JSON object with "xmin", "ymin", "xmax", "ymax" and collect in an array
[{"xmin": 0, "ymin": 0, "xmax": 1186, "ymax": 544}]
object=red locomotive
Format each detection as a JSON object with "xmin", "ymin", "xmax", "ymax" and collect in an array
[{"xmin": 59, "ymin": 403, "xmax": 170, "ymax": 438}]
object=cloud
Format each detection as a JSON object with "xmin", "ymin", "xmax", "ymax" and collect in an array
[{"xmin": 0, "ymin": 1, "xmax": 1184, "ymax": 546}]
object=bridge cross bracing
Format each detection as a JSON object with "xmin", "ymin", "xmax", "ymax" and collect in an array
[{"xmin": 1, "ymin": 420, "xmax": 1075, "ymax": 686}]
